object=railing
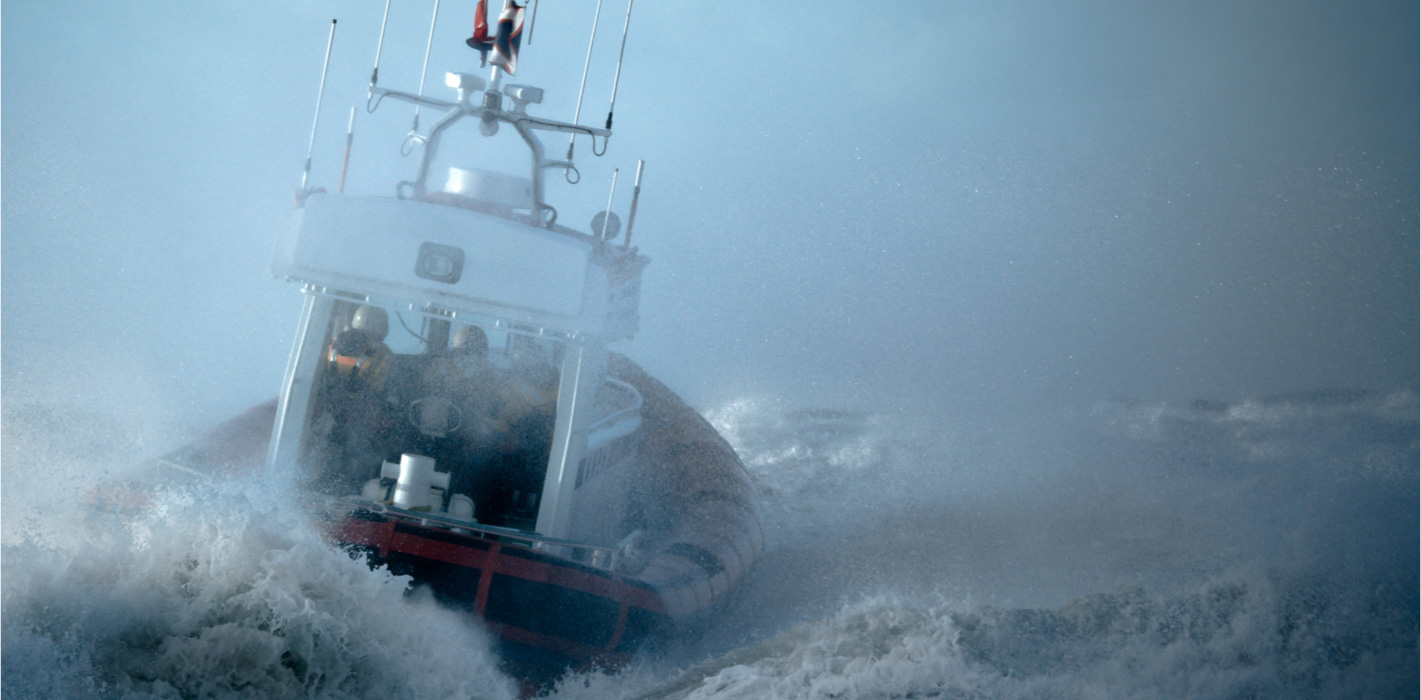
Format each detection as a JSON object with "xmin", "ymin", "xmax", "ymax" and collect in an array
[
  {"xmin": 369, "ymin": 81, "xmax": 610, "ymax": 228},
  {"xmin": 588, "ymin": 377, "xmax": 642, "ymax": 451}
]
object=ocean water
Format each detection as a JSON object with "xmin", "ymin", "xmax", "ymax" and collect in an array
[{"xmin": 3, "ymin": 389, "xmax": 1416, "ymax": 699}]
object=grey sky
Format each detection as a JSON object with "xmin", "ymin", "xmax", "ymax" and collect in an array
[{"xmin": 3, "ymin": 0, "xmax": 1416, "ymax": 431}]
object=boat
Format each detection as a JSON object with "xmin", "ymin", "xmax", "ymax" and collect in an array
[{"xmin": 152, "ymin": 0, "xmax": 763, "ymax": 673}]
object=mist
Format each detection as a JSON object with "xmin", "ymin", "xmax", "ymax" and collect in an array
[
  {"xmin": 3, "ymin": 0, "xmax": 1417, "ymax": 697},
  {"xmin": 6, "ymin": 0, "xmax": 1415, "ymax": 424}
]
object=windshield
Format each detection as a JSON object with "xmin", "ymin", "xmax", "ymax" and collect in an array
[{"xmin": 298, "ymin": 300, "xmax": 562, "ymax": 530}]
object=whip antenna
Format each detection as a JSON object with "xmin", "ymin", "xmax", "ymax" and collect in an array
[
  {"xmin": 412, "ymin": 0, "xmax": 444, "ymax": 135},
  {"xmin": 623, "ymin": 160, "xmax": 644, "ymax": 249},
  {"xmin": 338, "ymin": 107, "xmax": 356, "ymax": 194},
  {"xmin": 371, "ymin": 0, "xmax": 393, "ymax": 86},
  {"xmin": 526, "ymin": 0, "xmax": 540, "ymax": 44},
  {"xmin": 605, "ymin": 0, "xmax": 634, "ymax": 130},
  {"xmin": 301, "ymin": 19, "xmax": 338, "ymax": 192},
  {"xmin": 566, "ymin": 0, "xmax": 606, "ymax": 163},
  {"xmin": 600, "ymin": 168, "xmax": 620, "ymax": 239}
]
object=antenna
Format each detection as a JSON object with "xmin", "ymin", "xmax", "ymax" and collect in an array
[
  {"xmin": 371, "ymin": 0, "xmax": 393, "ymax": 86},
  {"xmin": 566, "ymin": 0, "xmax": 606, "ymax": 163},
  {"xmin": 301, "ymin": 19, "xmax": 338, "ymax": 193},
  {"xmin": 338, "ymin": 107, "xmax": 356, "ymax": 194},
  {"xmin": 526, "ymin": 0, "xmax": 540, "ymax": 44},
  {"xmin": 605, "ymin": 0, "xmax": 635, "ymax": 130},
  {"xmin": 600, "ymin": 168, "xmax": 620, "ymax": 240},
  {"xmin": 412, "ymin": 0, "xmax": 444, "ymax": 135},
  {"xmin": 623, "ymin": 160, "xmax": 644, "ymax": 249}
]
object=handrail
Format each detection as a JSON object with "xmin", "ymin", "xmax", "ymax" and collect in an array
[
  {"xmin": 589, "ymin": 377, "xmax": 643, "ymax": 433},
  {"xmin": 369, "ymin": 85, "xmax": 611, "ymax": 138},
  {"xmin": 369, "ymin": 84, "xmax": 610, "ymax": 224}
]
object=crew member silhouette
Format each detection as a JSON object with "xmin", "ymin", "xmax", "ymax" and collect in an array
[{"xmin": 329, "ymin": 305, "xmax": 393, "ymax": 392}]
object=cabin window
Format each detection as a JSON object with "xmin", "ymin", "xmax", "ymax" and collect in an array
[{"xmin": 298, "ymin": 301, "xmax": 562, "ymax": 530}]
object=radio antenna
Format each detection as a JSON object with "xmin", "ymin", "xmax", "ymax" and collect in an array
[
  {"xmin": 338, "ymin": 107, "xmax": 356, "ymax": 194},
  {"xmin": 623, "ymin": 160, "xmax": 644, "ymax": 249},
  {"xmin": 412, "ymin": 0, "xmax": 444, "ymax": 135},
  {"xmin": 605, "ymin": 0, "xmax": 634, "ymax": 130},
  {"xmin": 526, "ymin": 0, "xmax": 540, "ymax": 44},
  {"xmin": 566, "ymin": 0, "xmax": 606, "ymax": 163},
  {"xmin": 370, "ymin": 0, "xmax": 393, "ymax": 86},
  {"xmin": 600, "ymin": 168, "xmax": 620, "ymax": 240},
  {"xmin": 301, "ymin": 19, "xmax": 338, "ymax": 192}
]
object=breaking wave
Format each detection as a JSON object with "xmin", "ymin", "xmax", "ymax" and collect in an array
[
  {"xmin": 547, "ymin": 389, "xmax": 1418, "ymax": 699},
  {"xmin": 3, "ymin": 388, "xmax": 1415, "ymax": 698},
  {"xmin": 555, "ymin": 571, "xmax": 1413, "ymax": 700},
  {"xmin": 1, "ymin": 468, "xmax": 516, "ymax": 699}
]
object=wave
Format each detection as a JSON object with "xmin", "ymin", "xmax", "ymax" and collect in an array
[
  {"xmin": 1085, "ymin": 388, "xmax": 1418, "ymax": 477},
  {"xmin": 566, "ymin": 568, "xmax": 1414, "ymax": 700},
  {"xmin": 2, "ymin": 477, "xmax": 516, "ymax": 700},
  {"xmin": 568, "ymin": 389, "xmax": 1419, "ymax": 700},
  {"xmin": 3, "ymin": 388, "xmax": 1415, "ymax": 698}
]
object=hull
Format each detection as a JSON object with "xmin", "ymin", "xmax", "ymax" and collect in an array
[
  {"xmin": 331, "ymin": 517, "xmax": 666, "ymax": 665},
  {"xmin": 324, "ymin": 354, "xmax": 762, "ymax": 664},
  {"xmin": 154, "ymin": 356, "xmax": 762, "ymax": 666},
  {"xmin": 604, "ymin": 354, "xmax": 763, "ymax": 618}
]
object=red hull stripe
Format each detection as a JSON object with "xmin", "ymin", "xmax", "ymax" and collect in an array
[
  {"xmin": 332, "ymin": 517, "xmax": 669, "ymax": 615},
  {"xmin": 475, "ymin": 542, "xmax": 500, "ymax": 615}
]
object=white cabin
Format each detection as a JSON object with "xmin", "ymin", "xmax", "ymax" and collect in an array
[{"xmin": 266, "ymin": 72, "xmax": 649, "ymax": 545}]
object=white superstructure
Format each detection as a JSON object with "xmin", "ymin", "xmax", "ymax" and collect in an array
[{"xmin": 267, "ymin": 55, "xmax": 649, "ymax": 543}]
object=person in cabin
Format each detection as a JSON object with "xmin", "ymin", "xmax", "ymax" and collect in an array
[
  {"xmin": 480, "ymin": 336, "xmax": 560, "ymax": 521},
  {"xmin": 318, "ymin": 305, "xmax": 399, "ymax": 491},
  {"xmin": 429, "ymin": 324, "xmax": 526, "ymax": 523},
  {"xmin": 438, "ymin": 334, "xmax": 558, "ymax": 525},
  {"xmin": 450, "ymin": 324, "xmax": 501, "ymax": 408},
  {"xmin": 422, "ymin": 324, "xmax": 504, "ymax": 438},
  {"xmin": 451, "ymin": 323, "xmax": 491, "ymax": 360},
  {"xmin": 451, "ymin": 323, "xmax": 490, "ymax": 358},
  {"xmin": 489, "ymin": 336, "xmax": 559, "ymax": 448},
  {"xmin": 329, "ymin": 305, "xmax": 394, "ymax": 393}
]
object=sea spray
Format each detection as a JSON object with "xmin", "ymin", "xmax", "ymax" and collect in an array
[
  {"xmin": 4, "ymin": 388, "xmax": 1414, "ymax": 698},
  {"xmin": 582, "ymin": 565, "xmax": 1413, "ymax": 700},
  {"xmin": 2, "ymin": 475, "xmax": 517, "ymax": 700},
  {"xmin": 538, "ymin": 389, "xmax": 1417, "ymax": 699}
]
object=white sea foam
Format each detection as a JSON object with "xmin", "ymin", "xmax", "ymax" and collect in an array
[
  {"xmin": 2, "ymin": 474, "xmax": 516, "ymax": 700},
  {"xmin": 542, "ymin": 388, "xmax": 1417, "ymax": 699},
  {"xmin": 3, "ymin": 389, "xmax": 1415, "ymax": 699},
  {"xmin": 592, "ymin": 567, "xmax": 1414, "ymax": 700}
]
